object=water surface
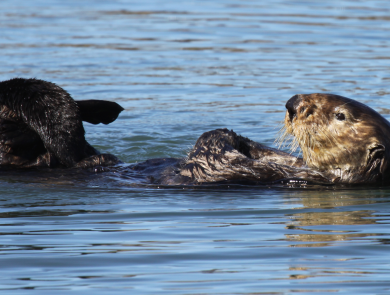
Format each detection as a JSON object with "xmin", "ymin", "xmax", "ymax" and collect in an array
[{"xmin": 1, "ymin": 0, "xmax": 390, "ymax": 293}]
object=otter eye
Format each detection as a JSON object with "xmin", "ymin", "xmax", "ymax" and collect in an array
[{"xmin": 335, "ymin": 113, "xmax": 345, "ymax": 121}]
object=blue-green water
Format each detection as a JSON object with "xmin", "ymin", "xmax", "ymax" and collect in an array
[{"xmin": 1, "ymin": 0, "xmax": 390, "ymax": 293}]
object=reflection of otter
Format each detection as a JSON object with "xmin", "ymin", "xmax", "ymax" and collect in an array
[
  {"xmin": 0, "ymin": 78, "xmax": 123, "ymax": 168},
  {"xmin": 134, "ymin": 94, "xmax": 390, "ymax": 185},
  {"xmin": 283, "ymin": 190, "xmax": 379, "ymax": 246}
]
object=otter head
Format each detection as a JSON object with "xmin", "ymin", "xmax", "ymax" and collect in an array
[{"xmin": 282, "ymin": 93, "xmax": 390, "ymax": 183}]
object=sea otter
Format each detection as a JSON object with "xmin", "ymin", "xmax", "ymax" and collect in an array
[
  {"xmin": 132, "ymin": 93, "xmax": 390, "ymax": 185},
  {"xmin": 1, "ymin": 78, "xmax": 388, "ymax": 185},
  {"xmin": 0, "ymin": 78, "xmax": 123, "ymax": 168},
  {"xmin": 282, "ymin": 94, "xmax": 390, "ymax": 184}
]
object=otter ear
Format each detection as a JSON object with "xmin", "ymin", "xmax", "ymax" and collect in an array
[{"xmin": 369, "ymin": 143, "xmax": 387, "ymax": 174}]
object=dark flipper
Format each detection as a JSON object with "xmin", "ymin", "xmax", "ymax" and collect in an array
[{"xmin": 76, "ymin": 100, "xmax": 124, "ymax": 125}]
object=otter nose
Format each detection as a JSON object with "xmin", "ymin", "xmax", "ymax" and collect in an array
[{"xmin": 285, "ymin": 94, "xmax": 302, "ymax": 121}]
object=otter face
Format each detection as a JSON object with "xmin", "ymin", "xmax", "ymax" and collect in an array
[{"xmin": 281, "ymin": 93, "xmax": 390, "ymax": 183}]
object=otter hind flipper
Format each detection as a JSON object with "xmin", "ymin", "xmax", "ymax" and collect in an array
[{"xmin": 76, "ymin": 100, "xmax": 124, "ymax": 125}]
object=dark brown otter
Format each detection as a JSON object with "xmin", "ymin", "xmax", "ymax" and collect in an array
[
  {"xmin": 134, "ymin": 94, "xmax": 390, "ymax": 186},
  {"xmin": 0, "ymin": 78, "xmax": 124, "ymax": 168},
  {"xmin": 1, "ymin": 78, "xmax": 387, "ymax": 186}
]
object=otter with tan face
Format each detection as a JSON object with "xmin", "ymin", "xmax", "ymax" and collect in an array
[
  {"xmin": 145, "ymin": 94, "xmax": 390, "ymax": 186},
  {"xmin": 281, "ymin": 94, "xmax": 390, "ymax": 183},
  {"xmin": 1, "ymin": 78, "xmax": 387, "ymax": 186}
]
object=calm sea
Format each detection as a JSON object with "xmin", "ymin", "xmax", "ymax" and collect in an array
[{"xmin": 1, "ymin": 0, "xmax": 390, "ymax": 293}]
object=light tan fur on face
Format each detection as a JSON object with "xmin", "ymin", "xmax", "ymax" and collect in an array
[{"xmin": 278, "ymin": 94, "xmax": 390, "ymax": 182}]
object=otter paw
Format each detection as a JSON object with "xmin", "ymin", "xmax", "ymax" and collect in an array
[{"xmin": 75, "ymin": 154, "xmax": 120, "ymax": 168}]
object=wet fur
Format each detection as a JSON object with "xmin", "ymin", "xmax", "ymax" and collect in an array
[
  {"xmin": 0, "ymin": 78, "xmax": 123, "ymax": 168},
  {"xmin": 2, "ymin": 78, "xmax": 387, "ymax": 185},
  {"xmin": 132, "ymin": 128, "xmax": 330, "ymax": 186},
  {"xmin": 278, "ymin": 94, "xmax": 390, "ymax": 183},
  {"xmin": 135, "ymin": 95, "xmax": 390, "ymax": 185}
]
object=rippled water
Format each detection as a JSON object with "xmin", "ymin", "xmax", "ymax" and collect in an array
[{"xmin": 1, "ymin": 0, "xmax": 390, "ymax": 293}]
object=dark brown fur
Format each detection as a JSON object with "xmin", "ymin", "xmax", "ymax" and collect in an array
[
  {"xmin": 2, "ymin": 79, "xmax": 387, "ymax": 185},
  {"xmin": 135, "ymin": 94, "xmax": 390, "ymax": 186},
  {"xmin": 0, "ymin": 78, "xmax": 123, "ymax": 168},
  {"xmin": 132, "ymin": 128, "xmax": 331, "ymax": 186}
]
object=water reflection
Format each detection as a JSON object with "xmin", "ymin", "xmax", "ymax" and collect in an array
[
  {"xmin": 2, "ymin": 0, "xmax": 390, "ymax": 293},
  {"xmin": 284, "ymin": 190, "xmax": 390, "ymax": 247}
]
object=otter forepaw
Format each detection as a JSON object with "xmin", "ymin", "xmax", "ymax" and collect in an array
[{"xmin": 75, "ymin": 154, "xmax": 120, "ymax": 168}]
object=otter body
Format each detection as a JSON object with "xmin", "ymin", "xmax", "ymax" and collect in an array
[
  {"xmin": 1, "ymin": 78, "xmax": 388, "ymax": 186},
  {"xmin": 133, "ymin": 94, "xmax": 390, "ymax": 186},
  {"xmin": 0, "ymin": 78, "xmax": 123, "ymax": 168}
]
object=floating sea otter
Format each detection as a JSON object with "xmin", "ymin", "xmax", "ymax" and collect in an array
[
  {"xmin": 133, "ymin": 93, "xmax": 390, "ymax": 185},
  {"xmin": 0, "ymin": 78, "xmax": 123, "ymax": 168},
  {"xmin": 1, "ymin": 78, "xmax": 389, "ymax": 185}
]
